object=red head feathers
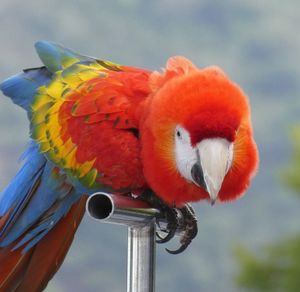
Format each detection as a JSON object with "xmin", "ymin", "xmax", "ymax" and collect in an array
[{"xmin": 141, "ymin": 57, "xmax": 258, "ymax": 206}]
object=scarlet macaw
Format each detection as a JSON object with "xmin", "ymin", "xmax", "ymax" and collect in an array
[{"xmin": 0, "ymin": 41, "xmax": 258, "ymax": 291}]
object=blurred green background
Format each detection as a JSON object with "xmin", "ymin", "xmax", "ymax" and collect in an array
[
  {"xmin": 235, "ymin": 127, "xmax": 300, "ymax": 292},
  {"xmin": 0, "ymin": 0, "xmax": 299, "ymax": 291}
]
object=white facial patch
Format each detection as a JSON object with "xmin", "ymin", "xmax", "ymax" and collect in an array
[
  {"xmin": 174, "ymin": 125, "xmax": 197, "ymax": 182},
  {"xmin": 174, "ymin": 125, "xmax": 234, "ymax": 201}
]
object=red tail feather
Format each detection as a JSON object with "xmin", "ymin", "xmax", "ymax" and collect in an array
[{"xmin": 0, "ymin": 196, "xmax": 87, "ymax": 292}]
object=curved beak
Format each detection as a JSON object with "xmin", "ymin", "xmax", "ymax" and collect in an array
[{"xmin": 191, "ymin": 138, "xmax": 233, "ymax": 205}]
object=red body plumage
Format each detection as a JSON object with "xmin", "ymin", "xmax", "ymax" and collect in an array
[
  {"xmin": 0, "ymin": 42, "xmax": 258, "ymax": 291},
  {"xmin": 56, "ymin": 68, "xmax": 151, "ymax": 190},
  {"xmin": 44, "ymin": 56, "xmax": 258, "ymax": 205}
]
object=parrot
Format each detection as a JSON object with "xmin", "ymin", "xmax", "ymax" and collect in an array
[{"xmin": 0, "ymin": 41, "xmax": 258, "ymax": 291}]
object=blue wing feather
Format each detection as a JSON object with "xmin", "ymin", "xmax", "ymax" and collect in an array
[
  {"xmin": 0, "ymin": 41, "xmax": 95, "ymax": 112},
  {"xmin": 0, "ymin": 41, "xmax": 94, "ymax": 253},
  {"xmin": 0, "ymin": 67, "xmax": 52, "ymax": 112},
  {"xmin": 35, "ymin": 41, "xmax": 94, "ymax": 73}
]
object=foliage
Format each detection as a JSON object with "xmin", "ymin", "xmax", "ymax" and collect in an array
[
  {"xmin": 282, "ymin": 128, "xmax": 300, "ymax": 194},
  {"xmin": 235, "ymin": 127, "xmax": 300, "ymax": 292}
]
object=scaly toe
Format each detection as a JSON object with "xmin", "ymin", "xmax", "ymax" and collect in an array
[{"xmin": 166, "ymin": 204, "xmax": 198, "ymax": 255}]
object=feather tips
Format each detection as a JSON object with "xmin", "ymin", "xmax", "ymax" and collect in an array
[
  {"xmin": 0, "ymin": 142, "xmax": 46, "ymax": 232},
  {"xmin": 0, "ymin": 67, "xmax": 52, "ymax": 112},
  {"xmin": 35, "ymin": 41, "xmax": 93, "ymax": 73},
  {"xmin": 0, "ymin": 196, "xmax": 86, "ymax": 292},
  {"xmin": 0, "ymin": 141, "xmax": 82, "ymax": 252},
  {"xmin": 30, "ymin": 45, "xmax": 150, "ymax": 191},
  {"xmin": 16, "ymin": 196, "xmax": 86, "ymax": 292}
]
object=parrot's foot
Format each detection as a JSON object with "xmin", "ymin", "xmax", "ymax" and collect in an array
[
  {"xmin": 155, "ymin": 207, "xmax": 178, "ymax": 244},
  {"xmin": 136, "ymin": 190, "xmax": 198, "ymax": 254},
  {"xmin": 165, "ymin": 204, "xmax": 198, "ymax": 254}
]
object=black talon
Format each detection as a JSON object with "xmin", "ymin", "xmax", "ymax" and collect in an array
[
  {"xmin": 185, "ymin": 203, "xmax": 196, "ymax": 215},
  {"xmin": 155, "ymin": 216, "xmax": 164, "ymax": 231},
  {"xmin": 155, "ymin": 223, "xmax": 176, "ymax": 243},
  {"xmin": 156, "ymin": 207, "xmax": 178, "ymax": 244},
  {"xmin": 156, "ymin": 232, "xmax": 164, "ymax": 240},
  {"xmin": 137, "ymin": 189, "xmax": 180, "ymax": 244},
  {"xmin": 166, "ymin": 244, "xmax": 189, "ymax": 254},
  {"xmin": 135, "ymin": 189, "xmax": 198, "ymax": 253},
  {"xmin": 156, "ymin": 225, "xmax": 177, "ymax": 244},
  {"xmin": 166, "ymin": 204, "xmax": 198, "ymax": 255}
]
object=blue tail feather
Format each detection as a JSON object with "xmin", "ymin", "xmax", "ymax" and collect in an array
[
  {"xmin": 0, "ymin": 142, "xmax": 46, "ymax": 218},
  {"xmin": 13, "ymin": 190, "xmax": 81, "ymax": 252},
  {"xmin": 0, "ymin": 141, "xmax": 81, "ymax": 251}
]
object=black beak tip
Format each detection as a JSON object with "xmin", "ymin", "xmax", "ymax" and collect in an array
[{"xmin": 191, "ymin": 163, "xmax": 207, "ymax": 191}]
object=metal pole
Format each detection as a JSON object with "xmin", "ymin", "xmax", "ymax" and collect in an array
[
  {"xmin": 86, "ymin": 193, "xmax": 158, "ymax": 292},
  {"xmin": 127, "ymin": 222, "xmax": 156, "ymax": 292},
  {"xmin": 86, "ymin": 192, "xmax": 183, "ymax": 292}
]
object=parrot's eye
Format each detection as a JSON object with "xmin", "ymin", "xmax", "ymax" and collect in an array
[
  {"xmin": 176, "ymin": 130, "xmax": 182, "ymax": 139},
  {"xmin": 175, "ymin": 126, "xmax": 190, "ymax": 144}
]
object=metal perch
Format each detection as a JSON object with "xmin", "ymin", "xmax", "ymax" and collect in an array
[{"xmin": 86, "ymin": 192, "xmax": 184, "ymax": 292}]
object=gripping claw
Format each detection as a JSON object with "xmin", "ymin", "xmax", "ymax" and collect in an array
[
  {"xmin": 166, "ymin": 204, "xmax": 198, "ymax": 254},
  {"xmin": 136, "ymin": 190, "xmax": 198, "ymax": 254}
]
